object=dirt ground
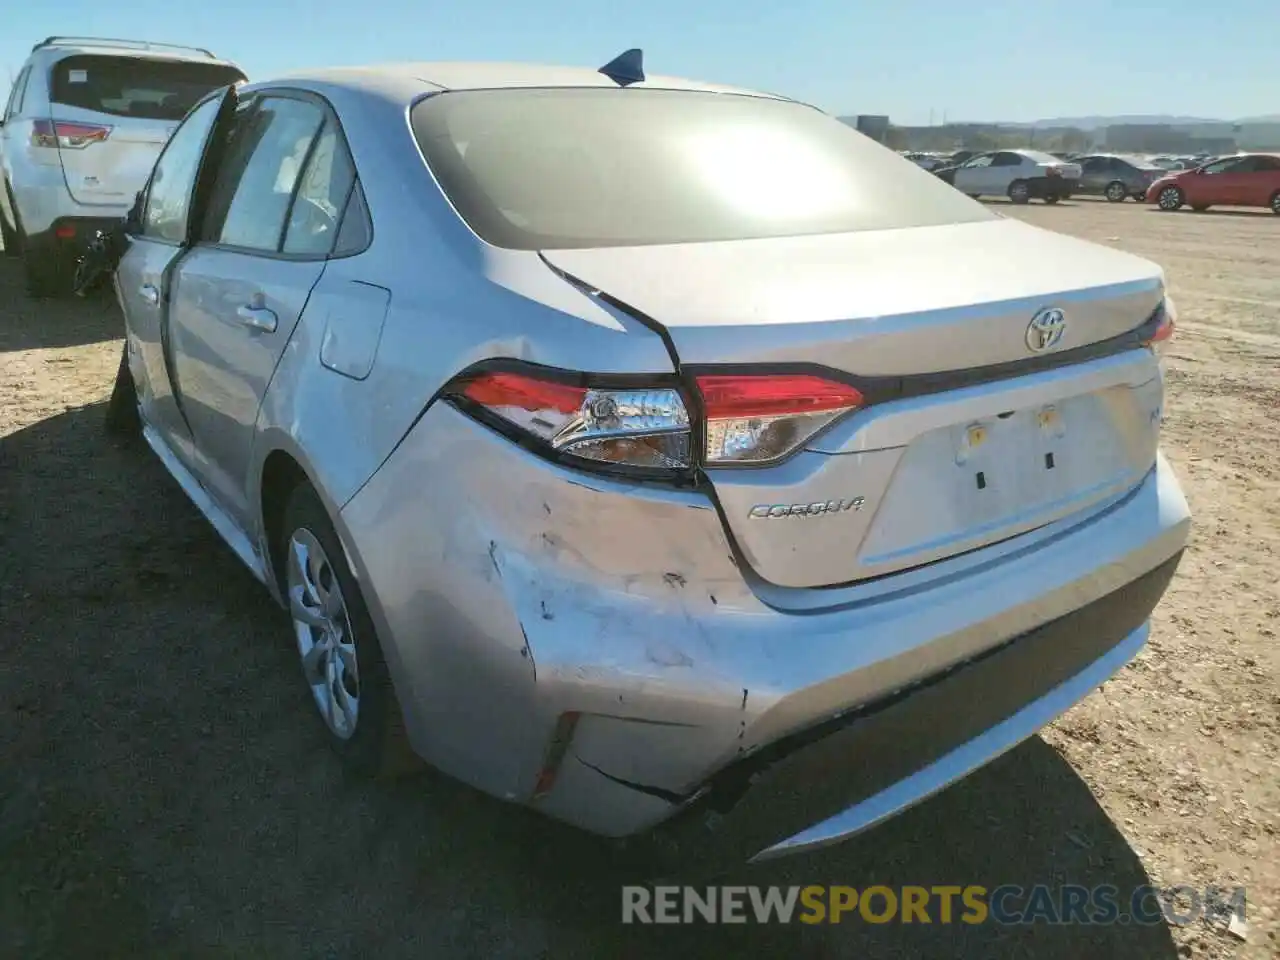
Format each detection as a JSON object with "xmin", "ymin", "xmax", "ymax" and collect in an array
[{"xmin": 1, "ymin": 199, "xmax": 1276, "ymax": 959}]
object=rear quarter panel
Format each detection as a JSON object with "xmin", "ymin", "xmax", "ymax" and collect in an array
[{"xmin": 247, "ymin": 81, "xmax": 674, "ymax": 541}]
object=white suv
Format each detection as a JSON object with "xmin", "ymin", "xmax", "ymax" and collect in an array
[{"xmin": 0, "ymin": 36, "xmax": 245, "ymax": 296}]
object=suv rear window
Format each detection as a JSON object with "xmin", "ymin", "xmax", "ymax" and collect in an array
[
  {"xmin": 411, "ymin": 88, "xmax": 993, "ymax": 250},
  {"xmin": 49, "ymin": 55, "xmax": 245, "ymax": 121}
]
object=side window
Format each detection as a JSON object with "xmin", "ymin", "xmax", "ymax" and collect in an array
[
  {"xmin": 1080, "ymin": 158, "xmax": 1102, "ymax": 173},
  {"xmin": 282, "ymin": 120, "xmax": 356, "ymax": 256},
  {"xmin": 333, "ymin": 181, "xmax": 372, "ymax": 255},
  {"xmin": 202, "ymin": 95, "xmax": 325, "ymax": 253},
  {"xmin": 141, "ymin": 95, "xmax": 226, "ymax": 244},
  {"xmin": 4, "ymin": 67, "xmax": 30, "ymax": 120},
  {"xmin": 1254, "ymin": 156, "xmax": 1280, "ymax": 172},
  {"xmin": 966, "ymin": 155, "xmax": 992, "ymax": 168},
  {"xmin": 992, "ymin": 153, "xmax": 1020, "ymax": 167}
]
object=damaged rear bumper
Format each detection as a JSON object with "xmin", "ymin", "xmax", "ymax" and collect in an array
[
  {"xmin": 646, "ymin": 552, "xmax": 1180, "ymax": 865},
  {"xmin": 337, "ymin": 402, "xmax": 1189, "ymax": 853}
]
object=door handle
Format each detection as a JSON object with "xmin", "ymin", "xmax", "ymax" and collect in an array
[
  {"xmin": 235, "ymin": 304, "xmax": 278, "ymax": 333},
  {"xmin": 140, "ymin": 283, "xmax": 160, "ymax": 306}
]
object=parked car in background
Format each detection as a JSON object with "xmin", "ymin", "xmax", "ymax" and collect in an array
[
  {"xmin": 102, "ymin": 56, "xmax": 1187, "ymax": 864},
  {"xmin": 1147, "ymin": 153, "xmax": 1280, "ymax": 213},
  {"xmin": 948, "ymin": 149, "xmax": 1081, "ymax": 203},
  {"xmin": 0, "ymin": 36, "xmax": 245, "ymax": 295},
  {"xmin": 1074, "ymin": 154, "xmax": 1164, "ymax": 202}
]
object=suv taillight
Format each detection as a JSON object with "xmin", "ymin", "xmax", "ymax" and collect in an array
[
  {"xmin": 32, "ymin": 119, "xmax": 111, "ymax": 150},
  {"xmin": 444, "ymin": 365, "xmax": 865, "ymax": 475}
]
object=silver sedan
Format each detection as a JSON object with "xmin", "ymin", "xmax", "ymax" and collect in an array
[{"xmin": 106, "ymin": 53, "xmax": 1190, "ymax": 863}]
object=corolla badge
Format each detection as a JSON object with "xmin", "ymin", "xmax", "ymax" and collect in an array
[
  {"xmin": 1026, "ymin": 307, "xmax": 1067, "ymax": 353},
  {"xmin": 749, "ymin": 497, "xmax": 865, "ymax": 519}
]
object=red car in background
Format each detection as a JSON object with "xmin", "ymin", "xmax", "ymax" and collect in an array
[{"xmin": 1147, "ymin": 154, "xmax": 1280, "ymax": 214}]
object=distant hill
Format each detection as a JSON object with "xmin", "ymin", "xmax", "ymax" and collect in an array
[{"xmin": 1021, "ymin": 115, "xmax": 1225, "ymax": 130}]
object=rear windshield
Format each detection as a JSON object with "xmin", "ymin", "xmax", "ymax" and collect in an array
[
  {"xmin": 1021, "ymin": 150, "xmax": 1064, "ymax": 165},
  {"xmin": 410, "ymin": 88, "xmax": 993, "ymax": 250},
  {"xmin": 49, "ymin": 55, "xmax": 246, "ymax": 121}
]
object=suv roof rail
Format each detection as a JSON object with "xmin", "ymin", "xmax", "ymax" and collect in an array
[{"xmin": 31, "ymin": 36, "xmax": 218, "ymax": 59}]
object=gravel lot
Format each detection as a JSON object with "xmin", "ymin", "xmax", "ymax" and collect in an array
[{"xmin": 1, "ymin": 200, "xmax": 1276, "ymax": 959}]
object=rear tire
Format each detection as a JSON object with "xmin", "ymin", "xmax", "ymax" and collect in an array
[
  {"xmin": 104, "ymin": 343, "xmax": 141, "ymax": 439},
  {"xmin": 1270, "ymin": 190, "xmax": 1280, "ymax": 215},
  {"xmin": 1104, "ymin": 181, "xmax": 1128, "ymax": 202},
  {"xmin": 1007, "ymin": 180, "xmax": 1031, "ymax": 204},
  {"xmin": 278, "ymin": 484, "xmax": 402, "ymax": 779},
  {"xmin": 1157, "ymin": 186, "xmax": 1185, "ymax": 211}
]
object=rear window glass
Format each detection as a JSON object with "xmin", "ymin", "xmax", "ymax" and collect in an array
[
  {"xmin": 50, "ymin": 55, "xmax": 246, "ymax": 121},
  {"xmin": 411, "ymin": 88, "xmax": 993, "ymax": 250}
]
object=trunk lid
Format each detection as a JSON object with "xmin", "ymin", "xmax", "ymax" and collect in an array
[
  {"xmin": 543, "ymin": 218, "xmax": 1167, "ymax": 589},
  {"xmin": 46, "ymin": 53, "xmax": 245, "ymax": 206}
]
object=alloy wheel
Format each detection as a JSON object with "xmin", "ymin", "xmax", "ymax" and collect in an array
[
  {"xmin": 287, "ymin": 527, "xmax": 360, "ymax": 739},
  {"xmin": 1106, "ymin": 182, "xmax": 1127, "ymax": 202},
  {"xmin": 1158, "ymin": 187, "xmax": 1183, "ymax": 211}
]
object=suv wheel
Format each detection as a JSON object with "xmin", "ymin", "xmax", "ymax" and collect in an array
[{"xmin": 1104, "ymin": 181, "xmax": 1127, "ymax": 202}]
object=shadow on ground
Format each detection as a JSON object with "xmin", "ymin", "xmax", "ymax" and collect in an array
[
  {"xmin": 0, "ymin": 362, "xmax": 1179, "ymax": 956},
  {"xmin": 0, "ymin": 255, "xmax": 122, "ymax": 352}
]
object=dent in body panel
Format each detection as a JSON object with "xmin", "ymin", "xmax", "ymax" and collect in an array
[
  {"xmin": 341, "ymin": 401, "xmax": 1188, "ymax": 833},
  {"xmin": 339, "ymin": 401, "xmax": 757, "ymax": 802}
]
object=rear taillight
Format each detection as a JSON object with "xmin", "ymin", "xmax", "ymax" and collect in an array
[
  {"xmin": 449, "ymin": 368, "xmax": 692, "ymax": 472},
  {"xmin": 1143, "ymin": 297, "xmax": 1177, "ymax": 354},
  {"xmin": 32, "ymin": 119, "xmax": 111, "ymax": 150},
  {"xmin": 696, "ymin": 374, "xmax": 863, "ymax": 465},
  {"xmin": 444, "ymin": 365, "xmax": 866, "ymax": 475},
  {"xmin": 1045, "ymin": 166, "xmax": 1062, "ymax": 177}
]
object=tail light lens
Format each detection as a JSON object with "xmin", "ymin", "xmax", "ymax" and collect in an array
[
  {"xmin": 445, "ymin": 366, "xmax": 866, "ymax": 474},
  {"xmin": 449, "ymin": 369, "xmax": 692, "ymax": 472},
  {"xmin": 32, "ymin": 119, "xmax": 111, "ymax": 150},
  {"xmin": 1045, "ymin": 166, "xmax": 1062, "ymax": 178},
  {"xmin": 1143, "ymin": 297, "xmax": 1177, "ymax": 354},
  {"xmin": 697, "ymin": 374, "xmax": 864, "ymax": 465}
]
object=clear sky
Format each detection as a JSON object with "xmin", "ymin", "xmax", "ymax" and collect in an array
[{"xmin": 2, "ymin": 0, "xmax": 1275, "ymax": 125}]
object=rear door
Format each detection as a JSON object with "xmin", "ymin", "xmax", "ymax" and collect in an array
[
  {"xmin": 988, "ymin": 152, "xmax": 1025, "ymax": 193},
  {"xmin": 166, "ymin": 91, "xmax": 355, "ymax": 529},
  {"xmin": 116, "ymin": 86, "xmax": 238, "ymax": 461},
  {"xmin": 46, "ymin": 54, "xmax": 245, "ymax": 206},
  {"xmin": 1077, "ymin": 156, "xmax": 1105, "ymax": 192},
  {"xmin": 1236, "ymin": 155, "xmax": 1280, "ymax": 206}
]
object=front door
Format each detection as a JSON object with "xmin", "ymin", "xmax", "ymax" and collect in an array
[
  {"xmin": 953, "ymin": 154, "xmax": 993, "ymax": 194},
  {"xmin": 166, "ymin": 93, "xmax": 354, "ymax": 529},
  {"xmin": 115, "ymin": 87, "xmax": 237, "ymax": 462}
]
